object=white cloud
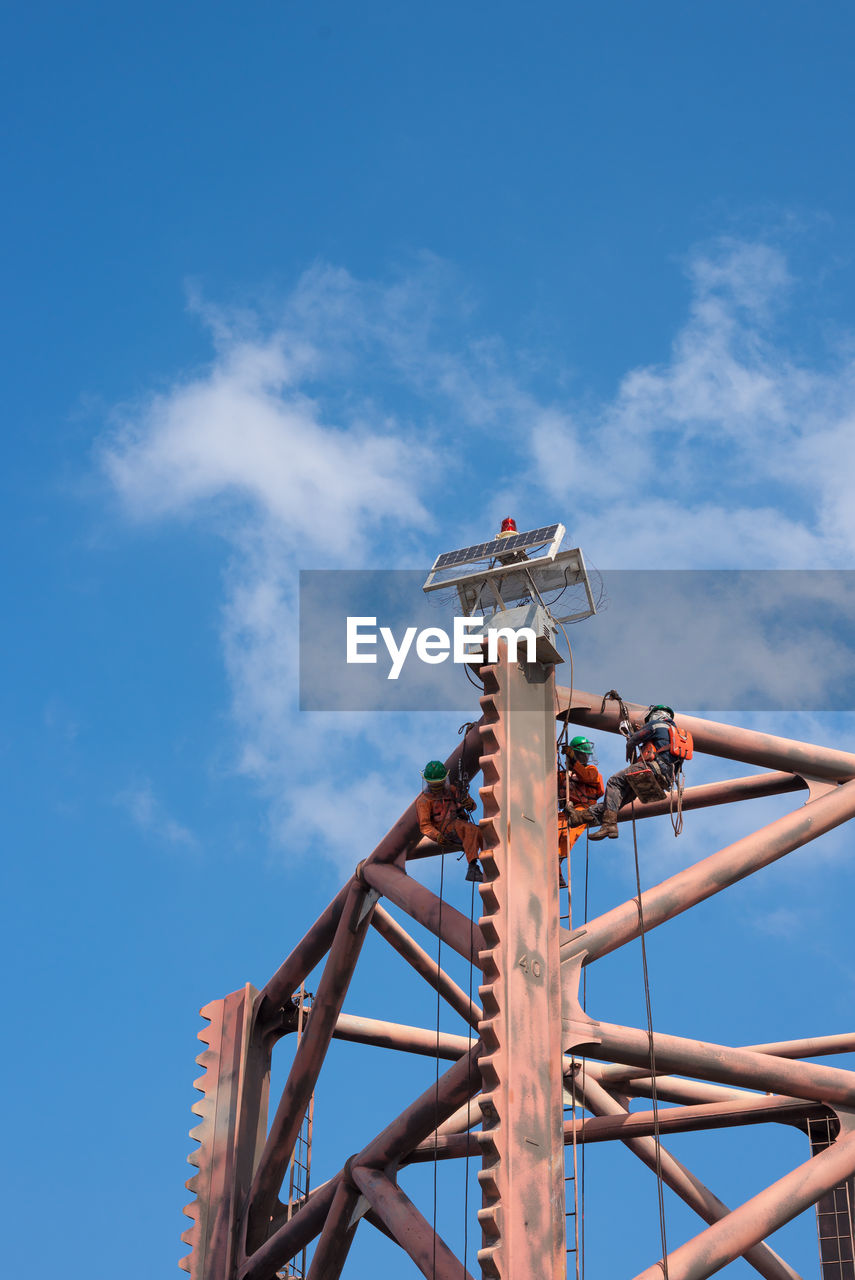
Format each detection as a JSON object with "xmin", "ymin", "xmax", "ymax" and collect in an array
[
  {"xmin": 116, "ymin": 781, "xmax": 197, "ymax": 849},
  {"xmin": 102, "ymin": 239, "xmax": 855, "ymax": 868},
  {"xmin": 528, "ymin": 239, "xmax": 855, "ymax": 567}
]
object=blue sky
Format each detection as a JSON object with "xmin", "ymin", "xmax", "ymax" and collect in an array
[{"xmin": 3, "ymin": 2, "xmax": 855, "ymax": 1276}]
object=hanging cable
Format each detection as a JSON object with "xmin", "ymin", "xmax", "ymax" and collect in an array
[
  {"xmin": 432, "ymin": 850, "xmax": 446, "ymax": 1280},
  {"xmin": 567, "ymin": 1056, "xmax": 582, "ymax": 1280},
  {"xmin": 630, "ymin": 805, "xmax": 669, "ymax": 1279},
  {"xmin": 579, "ymin": 828, "xmax": 590, "ymax": 1280},
  {"xmin": 463, "ymin": 874, "xmax": 476, "ymax": 1274}
]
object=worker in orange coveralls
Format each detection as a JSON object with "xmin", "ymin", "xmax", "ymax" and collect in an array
[
  {"xmin": 557, "ymin": 736, "xmax": 604, "ymax": 886},
  {"xmin": 416, "ymin": 760, "xmax": 485, "ymax": 882}
]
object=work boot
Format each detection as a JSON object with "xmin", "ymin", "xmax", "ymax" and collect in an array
[
  {"xmin": 566, "ymin": 807, "xmax": 596, "ymax": 829},
  {"xmin": 588, "ymin": 811, "xmax": 619, "ymax": 841},
  {"xmin": 465, "ymin": 860, "xmax": 485, "ymax": 883}
]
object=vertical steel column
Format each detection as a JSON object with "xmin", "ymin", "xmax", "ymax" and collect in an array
[
  {"xmin": 477, "ymin": 647, "xmax": 566, "ymax": 1279},
  {"xmin": 181, "ymin": 985, "xmax": 264, "ymax": 1280}
]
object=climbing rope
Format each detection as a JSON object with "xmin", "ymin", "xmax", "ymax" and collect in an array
[
  {"xmin": 599, "ymin": 688, "xmax": 631, "ymax": 729},
  {"xmin": 555, "ymin": 620, "xmax": 576, "ymax": 753},
  {"xmin": 630, "ymin": 805, "xmax": 670, "ymax": 1279},
  {"xmin": 456, "ymin": 723, "xmax": 475, "ymax": 792},
  {"xmin": 669, "ymin": 770, "xmax": 685, "ymax": 837}
]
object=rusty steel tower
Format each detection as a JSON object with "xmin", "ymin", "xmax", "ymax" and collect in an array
[{"xmin": 180, "ymin": 613, "xmax": 855, "ymax": 1277}]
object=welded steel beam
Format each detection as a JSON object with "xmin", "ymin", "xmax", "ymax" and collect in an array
[
  {"xmin": 303, "ymin": 1179, "xmax": 362, "ymax": 1280},
  {"xmin": 597, "ymin": 1032, "xmax": 855, "ymax": 1088},
  {"xmin": 351, "ymin": 1165, "xmax": 477, "ymax": 1280},
  {"xmin": 584, "ymin": 1062, "xmax": 761, "ymax": 1106},
  {"xmin": 477, "ymin": 651, "xmax": 566, "ymax": 1280},
  {"xmin": 406, "ymin": 1095, "xmax": 827, "ymax": 1162},
  {"xmin": 615, "ymin": 771, "xmax": 806, "ymax": 821},
  {"xmin": 244, "ymin": 1047, "xmax": 484, "ymax": 1280},
  {"xmin": 370, "ymin": 903, "xmax": 482, "ymax": 1026},
  {"xmin": 245, "ymin": 880, "xmax": 377, "ymax": 1253},
  {"xmin": 630, "ymin": 1120, "xmax": 855, "ymax": 1280},
  {"xmin": 238, "ymin": 1176, "xmax": 341, "ymax": 1280},
  {"xmin": 561, "ymin": 778, "xmax": 855, "ymax": 967},
  {"xmin": 576, "ymin": 1073, "xmax": 801, "ymax": 1280},
  {"xmin": 357, "ymin": 1043, "xmax": 481, "ymax": 1169},
  {"xmin": 256, "ymin": 881, "xmax": 352, "ymax": 1027},
  {"xmin": 332, "ymin": 1012, "xmax": 472, "ymax": 1060},
  {"xmin": 556, "ymin": 688, "xmax": 855, "ymax": 782},
  {"xmin": 566, "ymin": 1095, "xmax": 825, "ymax": 1142},
  {"xmin": 586, "ymin": 1020, "xmax": 855, "ymax": 1110},
  {"xmin": 360, "ymin": 860, "xmax": 485, "ymax": 965}
]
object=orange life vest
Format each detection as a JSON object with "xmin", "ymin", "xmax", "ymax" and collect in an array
[{"xmin": 640, "ymin": 724, "xmax": 693, "ymax": 763}]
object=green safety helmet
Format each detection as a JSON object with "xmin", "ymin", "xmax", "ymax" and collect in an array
[
  {"xmin": 423, "ymin": 760, "xmax": 448, "ymax": 782},
  {"xmin": 569, "ymin": 736, "xmax": 595, "ymax": 755},
  {"xmin": 645, "ymin": 704, "xmax": 675, "ymax": 722}
]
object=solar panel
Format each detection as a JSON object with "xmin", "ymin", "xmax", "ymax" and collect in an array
[{"xmin": 432, "ymin": 524, "xmax": 561, "ymax": 571}]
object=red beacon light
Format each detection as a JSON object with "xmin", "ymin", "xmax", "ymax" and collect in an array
[{"xmin": 498, "ymin": 517, "xmax": 518, "ymax": 538}]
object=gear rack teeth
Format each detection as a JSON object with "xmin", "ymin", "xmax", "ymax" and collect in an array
[
  {"xmin": 479, "ymin": 991, "xmax": 500, "ymax": 1024},
  {"xmin": 479, "ymin": 1054, "xmax": 501, "ymax": 1092},
  {"xmin": 180, "ymin": 985, "xmax": 261, "ymax": 1280},
  {"xmin": 476, "ymin": 664, "xmax": 509, "ymax": 1274},
  {"xmin": 477, "ymin": 1244, "xmax": 502, "ymax": 1278},
  {"xmin": 180, "ymin": 1003, "xmax": 220, "ymax": 1280},
  {"xmin": 478, "ymin": 894, "xmax": 501, "ymax": 927},
  {"xmin": 477, "ymin": 1202, "xmax": 502, "ymax": 1237},
  {"xmin": 474, "ymin": 649, "xmax": 565, "ymax": 1274}
]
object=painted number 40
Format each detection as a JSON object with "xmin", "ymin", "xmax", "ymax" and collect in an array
[{"xmin": 517, "ymin": 953, "xmax": 542, "ymax": 977}]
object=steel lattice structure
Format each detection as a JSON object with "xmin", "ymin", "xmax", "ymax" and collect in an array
[{"xmin": 181, "ymin": 647, "xmax": 855, "ymax": 1280}]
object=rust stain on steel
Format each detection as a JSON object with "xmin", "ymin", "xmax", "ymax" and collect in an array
[
  {"xmin": 477, "ymin": 648, "xmax": 566, "ymax": 1279},
  {"xmin": 181, "ymin": 985, "xmax": 261, "ymax": 1280}
]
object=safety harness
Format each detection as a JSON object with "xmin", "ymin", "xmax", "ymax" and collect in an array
[{"xmin": 600, "ymin": 691, "xmax": 692, "ymax": 834}]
